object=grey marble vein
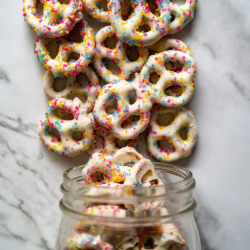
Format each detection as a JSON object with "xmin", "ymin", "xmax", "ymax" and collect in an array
[{"xmin": 0, "ymin": 69, "xmax": 10, "ymax": 84}]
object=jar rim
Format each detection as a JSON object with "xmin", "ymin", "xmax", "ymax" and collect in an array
[{"xmin": 62, "ymin": 162, "xmax": 195, "ymax": 197}]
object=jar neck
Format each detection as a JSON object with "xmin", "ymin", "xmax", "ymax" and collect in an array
[{"xmin": 60, "ymin": 163, "xmax": 196, "ymax": 222}]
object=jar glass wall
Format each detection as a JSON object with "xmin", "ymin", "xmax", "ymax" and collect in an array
[{"xmin": 56, "ymin": 163, "xmax": 201, "ymax": 250}]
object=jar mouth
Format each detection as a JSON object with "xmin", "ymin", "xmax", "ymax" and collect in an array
[{"xmin": 61, "ymin": 162, "xmax": 195, "ymax": 198}]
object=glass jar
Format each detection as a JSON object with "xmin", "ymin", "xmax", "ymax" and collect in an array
[{"xmin": 56, "ymin": 163, "xmax": 201, "ymax": 250}]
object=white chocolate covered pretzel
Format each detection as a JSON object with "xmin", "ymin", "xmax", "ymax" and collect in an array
[
  {"xmin": 93, "ymin": 75, "xmax": 152, "ymax": 140},
  {"xmin": 87, "ymin": 118, "xmax": 139, "ymax": 155},
  {"xmin": 65, "ymin": 233, "xmax": 114, "ymax": 250},
  {"xmin": 43, "ymin": 67, "xmax": 100, "ymax": 113},
  {"xmin": 83, "ymin": 0, "xmax": 111, "ymax": 22},
  {"xmin": 84, "ymin": 205, "xmax": 128, "ymax": 218},
  {"xmin": 140, "ymin": 50, "xmax": 197, "ymax": 107},
  {"xmin": 93, "ymin": 26, "xmax": 149, "ymax": 84},
  {"xmin": 23, "ymin": 0, "xmax": 83, "ymax": 38},
  {"xmin": 147, "ymin": 105, "xmax": 198, "ymax": 162},
  {"xmin": 34, "ymin": 20, "xmax": 95, "ymax": 78},
  {"xmin": 168, "ymin": 0, "xmax": 198, "ymax": 34},
  {"xmin": 109, "ymin": 0, "xmax": 170, "ymax": 47},
  {"xmin": 149, "ymin": 38, "xmax": 193, "ymax": 56},
  {"xmin": 39, "ymin": 97, "xmax": 94, "ymax": 157}
]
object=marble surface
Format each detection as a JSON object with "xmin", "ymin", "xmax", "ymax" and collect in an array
[{"xmin": 1, "ymin": 0, "xmax": 250, "ymax": 249}]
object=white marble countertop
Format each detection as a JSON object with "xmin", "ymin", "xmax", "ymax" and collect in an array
[{"xmin": 1, "ymin": 0, "xmax": 250, "ymax": 249}]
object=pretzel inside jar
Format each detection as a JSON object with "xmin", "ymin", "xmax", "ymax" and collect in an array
[{"xmin": 23, "ymin": 0, "xmax": 83, "ymax": 38}]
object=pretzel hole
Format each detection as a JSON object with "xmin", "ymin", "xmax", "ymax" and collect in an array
[
  {"xmin": 53, "ymin": 77, "xmax": 67, "ymax": 92},
  {"xmin": 72, "ymin": 131, "xmax": 83, "ymax": 141},
  {"xmin": 146, "ymin": 0, "xmax": 160, "ymax": 17},
  {"xmin": 56, "ymin": 109, "xmax": 74, "ymax": 120},
  {"xmin": 36, "ymin": 1, "xmax": 44, "ymax": 17},
  {"xmin": 128, "ymin": 73, "xmax": 136, "ymax": 82},
  {"xmin": 157, "ymin": 139, "xmax": 175, "ymax": 153},
  {"xmin": 115, "ymin": 139, "xmax": 129, "ymax": 148},
  {"xmin": 76, "ymin": 73, "xmax": 90, "ymax": 87},
  {"xmin": 165, "ymin": 60, "xmax": 183, "ymax": 72},
  {"xmin": 47, "ymin": 40, "xmax": 59, "ymax": 59},
  {"xmin": 170, "ymin": 14, "xmax": 175, "ymax": 23},
  {"xmin": 121, "ymin": 115, "xmax": 140, "ymax": 129},
  {"xmin": 143, "ymin": 237, "xmax": 158, "ymax": 249},
  {"xmin": 94, "ymin": 171, "xmax": 105, "ymax": 182},
  {"xmin": 105, "ymin": 96, "xmax": 117, "ymax": 114},
  {"xmin": 126, "ymin": 46, "xmax": 139, "ymax": 62},
  {"xmin": 128, "ymin": 90, "xmax": 137, "ymax": 105},
  {"xmin": 104, "ymin": 35, "xmax": 118, "ymax": 49},
  {"xmin": 58, "ymin": 0, "xmax": 70, "ymax": 4},
  {"xmin": 67, "ymin": 52, "xmax": 80, "ymax": 62},
  {"xmin": 170, "ymin": 0, "xmax": 186, "ymax": 4},
  {"xmin": 121, "ymin": 0, "xmax": 133, "ymax": 21},
  {"xmin": 70, "ymin": 94, "xmax": 87, "ymax": 104},
  {"xmin": 68, "ymin": 23, "xmax": 83, "ymax": 43},
  {"xmin": 180, "ymin": 127, "xmax": 188, "ymax": 141},
  {"xmin": 149, "ymin": 72, "xmax": 161, "ymax": 85},
  {"xmin": 142, "ymin": 170, "xmax": 153, "ymax": 183},
  {"xmin": 48, "ymin": 127, "xmax": 61, "ymax": 142},
  {"xmin": 137, "ymin": 24, "xmax": 151, "ymax": 33},
  {"xmin": 157, "ymin": 113, "xmax": 175, "ymax": 126},
  {"xmin": 95, "ymin": 134, "xmax": 105, "ymax": 148},
  {"xmin": 102, "ymin": 58, "xmax": 121, "ymax": 75},
  {"xmin": 98, "ymin": 0, "xmax": 109, "ymax": 11},
  {"xmin": 164, "ymin": 85, "xmax": 183, "ymax": 97}
]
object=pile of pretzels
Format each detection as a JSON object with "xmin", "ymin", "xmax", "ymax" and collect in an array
[{"xmin": 23, "ymin": 0, "xmax": 198, "ymax": 162}]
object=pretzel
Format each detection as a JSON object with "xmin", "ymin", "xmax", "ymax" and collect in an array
[
  {"xmin": 23, "ymin": 0, "xmax": 83, "ymax": 38},
  {"xmin": 39, "ymin": 97, "xmax": 94, "ymax": 157},
  {"xmin": 149, "ymin": 37, "xmax": 193, "ymax": 56},
  {"xmin": 34, "ymin": 20, "xmax": 95, "ymax": 78},
  {"xmin": 168, "ymin": 0, "xmax": 198, "ymax": 34},
  {"xmin": 140, "ymin": 50, "xmax": 197, "ymax": 107},
  {"xmin": 147, "ymin": 105, "xmax": 198, "ymax": 162},
  {"xmin": 93, "ymin": 26, "xmax": 149, "ymax": 84},
  {"xmin": 108, "ymin": 0, "xmax": 170, "ymax": 47},
  {"xmin": 83, "ymin": 0, "xmax": 111, "ymax": 22},
  {"xmin": 65, "ymin": 233, "xmax": 114, "ymax": 250},
  {"xmin": 93, "ymin": 74, "xmax": 152, "ymax": 140},
  {"xmin": 43, "ymin": 67, "xmax": 100, "ymax": 113},
  {"xmin": 87, "ymin": 118, "xmax": 139, "ymax": 155}
]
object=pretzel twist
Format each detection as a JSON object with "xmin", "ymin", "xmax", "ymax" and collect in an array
[
  {"xmin": 168, "ymin": 0, "xmax": 198, "ymax": 34},
  {"xmin": 34, "ymin": 20, "xmax": 95, "ymax": 77},
  {"xmin": 109, "ymin": 0, "xmax": 170, "ymax": 47},
  {"xmin": 23, "ymin": 0, "xmax": 83, "ymax": 38},
  {"xmin": 93, "ymin": 74, "xmax": 152, "ymax": 140},
  {"xmin": 39, "ymin": 97, "xmax": 94, "ymax": 157},
  {"xmin": 140, "ymin": 50, "xmax": 197, "ymax": 107},
  {"xmin": 93, "ymin": 26, "xmax": 149, "ymax": 84},
  {"xmin": 147, "ymin": 105, "xmax": 198, "ymax": 162},
  {"xmin": 43, "ymin": 67, "xmax": 100, "ymax": 113}
]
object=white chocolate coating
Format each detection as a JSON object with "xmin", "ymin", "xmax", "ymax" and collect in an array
[
  {"xmin": 84, "ymin": 205, "xmax": 128, "ymax": 218},
  {"xmin": 39, "ymin": 97, "xmax": 94, "ymax": 157},
  {"xmin": 147, "ymin": 105, "xmax": 198, "ymax": 162},
  {"xmin": 93, "ymin": 74, "xmax": 152, "ymax": 140},
  {"xmin": 34, "ymin": 20, "xmax": 95, "ymax": 78},
  {"xmin": 23, "ymin": 0, "xmax": 83, "ymax": 38},
  {"xmin": 168, "ymin": 0, "xmax": 198, "ymax": 34},
  {"xmin": 93, "ymin": 26, "xmax": 149, "ymax": 84},
  {"xmin": 109, "ymin": 0, "xmax": 170, "ymax": 47},
  {"xmin": 65, "ymin": 233, "xmax": 114, "ymax": 250},
  {"xmin": 83, "ymin": 0, "xmax": 111, "ymax": 23},
  {"xmin": 140, "ymin": 50, "xmax": 197, "ymax": 107},
  {"xmin": 43, "ymin": 68, "xmax": 100, "ymax": 113}
]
